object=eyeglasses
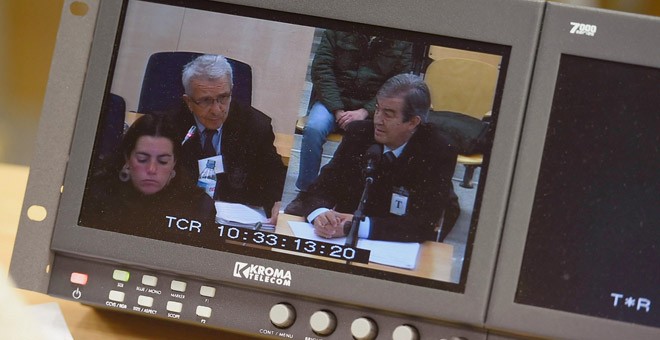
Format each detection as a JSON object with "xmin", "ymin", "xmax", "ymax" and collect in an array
[{"xmin": 191, "ymin": 93, "xmax": 232, "ymax": 109}]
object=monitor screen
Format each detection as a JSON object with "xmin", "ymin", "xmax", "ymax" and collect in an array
[
  {"xmin": 77, "ymin": 0, "xmax": 509, "ymax": 292},
  {"xmin": 515, "ymin": 54, "xmax": 659, "ymax": 328},
  {"xmin": 486, "ymin": 3, "xmax": 660, "ymax": 339}
]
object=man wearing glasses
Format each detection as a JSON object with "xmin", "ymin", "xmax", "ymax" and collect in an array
[{"xmin": 177, "ymin": 54, "xmax": 285, "ymax": 224}]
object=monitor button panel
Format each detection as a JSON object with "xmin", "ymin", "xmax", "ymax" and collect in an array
[{"xmin": 48, "ymin": 255, "xmax": 486, "ymax": 339}]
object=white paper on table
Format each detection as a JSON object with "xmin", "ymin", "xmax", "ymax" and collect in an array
[
  {"xmin": 288, "ymin": 221, "xmax": 420, "ymax": 269},
  {"xmin": 215, "ymin": 201, "xmax": 272, "ymax": 228},
  {"xmin": 28, "ymin": 302, "xmax": 74, "ymax": 340}
]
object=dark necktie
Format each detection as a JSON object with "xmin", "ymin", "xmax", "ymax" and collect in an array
[
  {"xmin": 383, "ymin": 151, "xmax": 396, "ymax": 165},
  {"xmin": 202, "ymin": 129, "xmax": 217, "ymax": 158},
  {"xmin": 381, "ymin": 151, "xmax": 396, "ymax": 174}
]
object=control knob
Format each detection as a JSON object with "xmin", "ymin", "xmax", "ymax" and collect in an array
[
  {"xmin": 351, "ymin": 317, "xmax": 378, "ymax": 340},
  {"xmin": 392, "ymin": 324, "xmax": 420, "ymax": 340},
  {"xmin": 269, "ymin": 303, "xmax": 296, "ymax": 328},
  {"xmin": 310, "ymin": 310, "xmax": 337, "ymax": 335}
]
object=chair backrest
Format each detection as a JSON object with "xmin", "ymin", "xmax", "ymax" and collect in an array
[
  {"xmin": 137, "ymin": 51, "xmax": 253, "ymax": 113},
  {"xmin": 96, "ymin": 93, "xmax": 126, "ymax": 161},
  {"xmin": 424, "ymin": 58, "xmax": 499, "ymax": 119},
  {"xmin": 428, "ymin": 110, "xmax": 489, "ymax": 155}
]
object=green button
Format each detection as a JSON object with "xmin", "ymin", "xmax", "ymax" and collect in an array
[{"xmin": 112, "ymin": 270, "xmax": 130, "ymax": 282}]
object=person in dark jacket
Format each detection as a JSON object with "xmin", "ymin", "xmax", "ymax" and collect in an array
[
  {"xmin": 175, "ymin": 54, "xmax": 286, "ymax": 223},
  {"xmin": 296, "ymin": 30, "xmax": 413, "ymax": 191},
  {"xmin": 286, "ymin": 74, "xmax": 457, "ymax": 242},
  {"xmin": 80, "ymin": 114, "xmax": 218, "ymax": 248}
]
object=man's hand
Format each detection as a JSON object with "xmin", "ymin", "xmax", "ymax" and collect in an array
[
  {"xmin": 266, "ymin": 201, "xmax": 281, "ymax": 225},
  {"xmin": 335, "ymin": 108, "xmax": 369, "ymax": 130},
  {"xmin": 312, "ymin": 210, "xmax": 353, "ymax": 238}
]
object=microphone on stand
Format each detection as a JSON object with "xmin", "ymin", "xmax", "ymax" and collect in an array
[
  {"xmin": 345, "ymin": 144, "xmax": 382, "ymax": 256},
  {"xmin": 363, "ymin": 144, "xmax": 381, "ymax": 182}
]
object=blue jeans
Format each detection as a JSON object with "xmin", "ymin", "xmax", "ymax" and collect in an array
[{"xmin": 296, "ymin": 102, "xmax": 337, "ymax": 191}]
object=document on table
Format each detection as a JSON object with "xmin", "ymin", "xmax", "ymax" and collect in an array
[
  {"xmin": 288, "ymin": 221, "xmax": 420, "ymax": 269},
  {"xmin": 215, "ymin": 201, "xmax": 274, "ymax": 230}
]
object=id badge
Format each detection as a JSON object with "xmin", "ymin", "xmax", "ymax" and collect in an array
[
  {"xmin": 198, "ymin": 155, "xmax": 224, "ymax": 175},
  {"xmin": 390, "ymin": 187, "xmax": 409, "ymax": 216}
]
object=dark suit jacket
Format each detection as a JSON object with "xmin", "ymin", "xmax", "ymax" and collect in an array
[
  {"xmin": 176, "ymin": 101, "xmax": 286, "ymax": 215},
  {"xmin": 287, "ymin": 120, "xmax": 457, "ymax": 242}
]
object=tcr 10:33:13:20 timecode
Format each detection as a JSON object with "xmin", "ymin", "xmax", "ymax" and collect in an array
[{"xmin": 216, "ymin": 225, "xmax": 370, "ymax": 263}]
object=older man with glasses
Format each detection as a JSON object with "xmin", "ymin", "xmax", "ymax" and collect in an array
[{"xmin": 176, "ymin": 54, "xmax": 286, "ymax": 224}]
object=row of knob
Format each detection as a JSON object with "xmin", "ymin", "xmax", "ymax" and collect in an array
[
  {"xmin": 269, "ymin": 303, "xmax": 420, "ymax": 340},
  {"xmin": 102, "ymin": 270, "xmax": 417, "ymax": 339}
]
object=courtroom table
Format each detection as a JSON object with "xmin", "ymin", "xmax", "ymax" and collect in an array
[
  {"xmin": 0, "ymin": 163, "xmax": 258, "ymax": 339},
  {"xmin": 275, "ymin": 214, "xmax": 454, "ymax": 282}
]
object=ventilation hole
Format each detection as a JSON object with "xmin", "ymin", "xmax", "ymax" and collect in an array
[
  {"xmin": 27, "ymin": 205, "xmax": 48, "ymax": 222},
  {"xmin": 70, "ymin": 1, "xmax": 89, "ymax": 16}
]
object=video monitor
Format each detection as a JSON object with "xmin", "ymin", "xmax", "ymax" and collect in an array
[
  {"xmin": 75, "ymin": 0, "xmax": 514, "ymax": 291},
  {"xmin": 72, "ymin": 0, "xmax": 517, "ymax": 291},
  {"xmin": 11, "ymin": 0, "xmax": 543, "ymax": 337},
  {"xmin": 487, "ymin": 3, "xmax": 660, "ymax": 339}
]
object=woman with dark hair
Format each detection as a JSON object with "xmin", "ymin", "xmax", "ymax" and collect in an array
[{"xmin": 80, "ymin": 114, "xmax": 218, "ymax": 247}]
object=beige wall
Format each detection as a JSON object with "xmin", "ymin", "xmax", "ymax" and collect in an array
[{"xmin": 111, "ymin": 1, "xmax": 316, "ymax": 134}]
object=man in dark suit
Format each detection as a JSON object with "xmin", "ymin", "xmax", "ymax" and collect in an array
[
  {"xmin": 285, "ymin": 73, "xmax": 457, "ymax": 242},
  {"xmin": 176, "ymin": 54, "xmax": 286, "ymax": 223}
]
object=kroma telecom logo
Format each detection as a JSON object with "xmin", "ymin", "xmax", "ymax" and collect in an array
[{"xmin": 233, "ymin": 261, "xmax": 292, "ymax": 287}]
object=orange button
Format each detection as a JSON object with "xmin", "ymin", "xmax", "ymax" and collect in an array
[{"xmin": 70, "ymin": 272, "xmax": 88, "ymax": 285}]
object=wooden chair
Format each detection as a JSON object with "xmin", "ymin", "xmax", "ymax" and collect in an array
[{"xmin": 424, "ymin": 57, "xmax": 499, "ymax": 188}]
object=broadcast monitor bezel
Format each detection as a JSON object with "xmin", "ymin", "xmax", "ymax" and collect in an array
[
  {"xmin": 487, "ymin": 3, "xmax": 660, "ymax": 339},
  {"xmin": 10, "ymin": 0, "xmax": 544, "ymax": 328}
]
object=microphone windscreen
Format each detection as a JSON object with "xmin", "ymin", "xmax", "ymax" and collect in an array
[
  {"xmin": 365, "ymin": 144, "xmax": 381, "ymax": 162},
  {"xmin": 364, "ymin": 144, "xmax": 382, "ymax": 177}
]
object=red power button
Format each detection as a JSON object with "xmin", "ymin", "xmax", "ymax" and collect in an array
[{"xmin": 70, "ymin": 272, "xmax": 88, "ymax": 285}]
